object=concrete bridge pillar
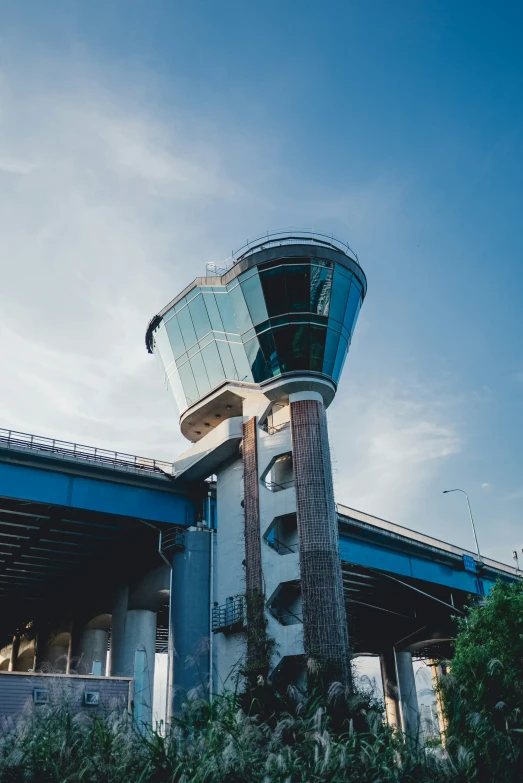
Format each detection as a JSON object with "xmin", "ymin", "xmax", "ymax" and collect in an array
[
  {"xmin": 110, "ymin": 567, "xmax": 169, "ymax": 729},
  {"xmin": 8, "ymin": 634, "xmax": 20, "ymax": 672},
  {"xmin": 171, "ymin": 528, "xmax": 211, "ymax": 714},
  {"xmin": 111, "ymin": 601, "xmax": 157, "ymax": 729},
  {"xmin": 379, "ymin": 648, "xmax": 401, "ymax": 728},
  {"xmin": 396, "ymin": 651, "xmax": 421, "ymax": 744},
  {"xmin": 70, "ymin": 614, "xmax": 111, "ymax": 675},
  {"xmin": 36, "ymin": 626, "xmax": 70, "ymax": 673},
  {"xmin": 430, "ymin": 660, "xmax": 448, "ymax": 745}
]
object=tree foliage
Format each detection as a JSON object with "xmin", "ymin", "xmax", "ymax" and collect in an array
[{"xmin": 442, "ymin": 580, "xmax": 523, "ymax": 781}]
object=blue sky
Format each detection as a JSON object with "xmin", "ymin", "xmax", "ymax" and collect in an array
[{"xmin": 0, "ymin": 0, "xmax": 522, "ymax": 564}]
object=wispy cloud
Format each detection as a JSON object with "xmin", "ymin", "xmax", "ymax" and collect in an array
[
  {"xmin": 0, "ymin": 56, "xmax": 410, "ymax": 466},
  {"xmin": 0, "ymin": 63, "xmax": 260, "ymax": 460},
  {"xmin": 329, "ymin": 378, "xmax": 462, "ymax": 523}
]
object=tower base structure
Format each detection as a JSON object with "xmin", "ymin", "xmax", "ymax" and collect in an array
[{"xmin": 173, "ymin": 376, "xmax": 351, "ymax": 696}]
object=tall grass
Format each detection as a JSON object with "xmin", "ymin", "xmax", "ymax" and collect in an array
[{"xmin": 0, "ymin": 687, "xmax": 455, "ymax": 783}]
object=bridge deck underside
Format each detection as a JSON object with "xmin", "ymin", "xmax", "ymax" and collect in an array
[
  {"xmin": 342, "ymin": 561, "xmax": 468, "ymax": 658},
  {"xmin": 0, "ymin": 495, "xmax": 168, "ymax": 646}
]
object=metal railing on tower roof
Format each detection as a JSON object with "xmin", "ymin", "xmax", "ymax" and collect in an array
[
  {"xmin": 0, "ymin": 427, "xmax": 175, "ymax": 478},
  {"xmin": 232, "ymin": 229, "xmax": 359, "ymax": 263}
]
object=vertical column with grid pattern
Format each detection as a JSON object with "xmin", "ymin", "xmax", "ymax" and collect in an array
[
  {"xmin": 290, "ymin": 398, "xmax": 350, "ymax": 685},
  {"xmin": 242, "ymin": 417, "xmax": 268, "ymax": 676}
]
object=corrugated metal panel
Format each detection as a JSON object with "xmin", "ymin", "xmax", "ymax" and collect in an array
[{"xmin": 0, "ymin": 672, "xmax": 130, "ymax": 720}]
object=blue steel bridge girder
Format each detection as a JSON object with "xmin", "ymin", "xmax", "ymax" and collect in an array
[
  {"xmin": 0, "ymin": 432, "xmax": 205, "ymax": 648},
  {"xmin": 337, "ymin": 506, "xmax": 522, "ymax": 657}
]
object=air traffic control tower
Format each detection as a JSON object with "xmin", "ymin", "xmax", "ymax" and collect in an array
[{"xmin": 146, "ymin": 231, "xmax": 367, "ymax": 702}]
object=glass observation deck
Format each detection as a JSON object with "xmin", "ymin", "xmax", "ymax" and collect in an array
[{"xmin": 146, "ymin": 233, "xmax": 367, "ymax": 415}]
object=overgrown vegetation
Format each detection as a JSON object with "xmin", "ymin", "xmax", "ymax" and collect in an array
[
  {"xmin": 0, "ymin": 687, "xmax": 453, "ymax": 782},
  {"xmin": 441, "ymin": 580, "xmax": 523, "ymax": 782},
  {"xmin": 2, "ymin": 582, "xmax": 522, "ymax": 782}
]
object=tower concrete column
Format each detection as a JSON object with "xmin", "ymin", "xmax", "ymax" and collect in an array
[
  {"xmin": 380, "ymin": 648, "xmax": 401, "ymax": 728},
  {"xmin": 290, "ymin": 391, "xmax": 350, "ymax": 686},
  {"xmin": 171, "ymin": 528, "xmax": 211, "ymax": 713},
  {"xmin": 396, "ymin": 651, "xmax": 420, "ymax": 744}
]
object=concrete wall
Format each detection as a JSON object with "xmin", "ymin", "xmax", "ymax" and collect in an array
[{"xmin": 213, "ymin": 454, "xmax": 247, "ymax": 690}]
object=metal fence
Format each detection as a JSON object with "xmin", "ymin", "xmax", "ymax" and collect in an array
[{"xmin": 0, "ymin": 428, "xmax": 175, "ymax": 477}]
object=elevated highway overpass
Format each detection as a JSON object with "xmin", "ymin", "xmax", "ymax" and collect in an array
[{"xmin": 0, "ymin": 426, "xmax": 519, "ymax": 729}]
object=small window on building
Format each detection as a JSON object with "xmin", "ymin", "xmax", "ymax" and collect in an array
[
  {"xmin": 84, "ymin": 691, "xmax": 100, "ymax": 706},
  {"xmin": 33, "ymin": 689, "xmax": 49, "ymax": 704}
]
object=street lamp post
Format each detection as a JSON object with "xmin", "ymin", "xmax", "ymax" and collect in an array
[{"xmin": 443, "ymin": 488, "xmax": 482, "ymax": 563}]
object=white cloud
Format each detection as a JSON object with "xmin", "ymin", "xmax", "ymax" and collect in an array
[
  {"xmin": 0, "ymin": 64, "xmax": 261, "ymax": 461},
  {"xmin": 329, "ymin": 378, "xmax": 462, "ymax": 523}
]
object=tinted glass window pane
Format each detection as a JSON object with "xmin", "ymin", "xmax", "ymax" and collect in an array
[
  {"xmin": 270, "ymin": 314, "xmax": 290, "ymax": 329},
  {"xmin": 244, "ymin": 337, "xmax": 270, "ymax": 382},
  {"xmin": 323, "ymin": 328, "xmax": 340, "ymax": 377},
  {"xmin": 228, "ymin": 341, "xmax": 253, "ymax": 382},
  {"xmin": 228, "ymin": 283, "xmax": 253, "ymax": 335},
  {"xmin": 273, "ymin": 325, "xmax": 310, "ymax": 372},
  {"xmin": 310, "ymin": 325, "xmax": 327, "ymax": 372},
  {"xmin": 166, "ymin": 367, "xmax": 187, "ymax": 412},
  {"xmin": 259, "ymin": 267, "xmax": 288, "ymax": 317},
  {"xmin": 257, "ymin": 330, "xmax": 281, "ymax": 377},
  {"xmin": 176, "ymin": 304, "xmax": 198, "ymax": 351},
  {"xmin": 188, "ymin": 342, "xmax": 201, "ymax": 359},
  {"xmin": 215, "ymin": 293, "xmax": 237, "ymax": 333},
  {"xmin": 201, "ymin": 341, "xmax": 225, "ymax": 389},
  {"xmin": 190, "ymin": 351, "xmax": 211, "ymax": 397},
  {"xmin": 329, "ymin": 268, "xmax": 351, "ymax": 324},
  {"xmin": 153, "ymin": 325, "xmax": 175, "ymax": 371},
  {"xmin": 284, "ymin": 264, "xmax": 310, "ymax": 312},
  {"xmin": 333, "ymin": 335, "xmax": 348, "ymax": 382},
  {"xmin": 240, "ymin": 272, "xmax": 268, "ymax": 325},
  {"xmin": 198, "ymin": 333, "xmax": 214, "ymax": 351},
  {"xmin": 174, "ymin": 296, "xmax": 187, "ymax": 314},
  {"xmin": 344, "ymin": 281, "xmax": 362, "ymax": 332},
  {"xmin": 310, "ymin": 265, "xmax": 332, "ymax": 316},
  {"xmin": 188, "ymin": 294, "xmax": 212, "ymax": 340},
  {"xmin": 164, "ymin": 313, "xmax": 186, "ymax": 357},
  {"xmin": 216, "ymin": 339, "xmax": 238, "ymax": 380},
  {"xmin": 203, "ymin": 293, "xmax": 225, "ymax": 333},
  {"xmin": 351, "ymin": 299, "xmax": 362, "ymax": 337},
  {"xmin": 178, "ymin": 361, "xmax": 199, "ymax": 406}
]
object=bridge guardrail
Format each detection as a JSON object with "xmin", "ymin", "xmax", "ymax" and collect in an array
[{"xmin": 0, "ymin": 428, "xmax": 175, "ymax": 478}]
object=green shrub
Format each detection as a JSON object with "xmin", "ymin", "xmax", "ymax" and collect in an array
[{"xmin": 441, "ymin": 580, "xmax": 523, "ymax": 782}]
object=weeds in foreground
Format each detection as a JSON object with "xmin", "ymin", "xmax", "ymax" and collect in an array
[{"xmin": 0, "ymin": 688, "xmax": 454, "ymax": 783}]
